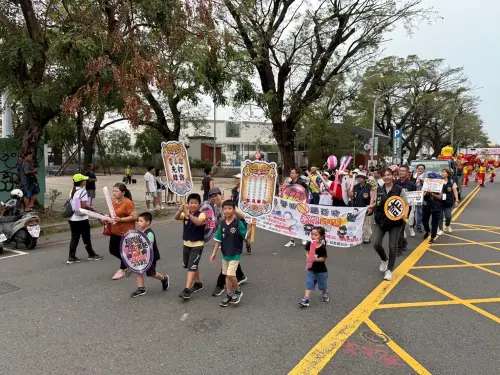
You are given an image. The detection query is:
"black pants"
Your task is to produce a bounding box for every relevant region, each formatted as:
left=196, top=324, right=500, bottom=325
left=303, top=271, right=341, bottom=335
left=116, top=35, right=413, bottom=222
left=126, top=175, right=132, bottom=184
left=398, top=222, right=408, bottom=251
left=68, top=220, right=95, bottom=258
left=372, top=224, right=402, bottom=271
left=310, top=193, right=320, bottom=205
left=423, top=208, right=440, bottom=239
left=109, top=234, right=127, bottom=270
left=216, top=264, right=245, bottom=288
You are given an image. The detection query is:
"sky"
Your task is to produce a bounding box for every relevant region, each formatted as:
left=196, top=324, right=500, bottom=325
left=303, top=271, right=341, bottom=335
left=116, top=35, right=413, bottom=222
left=206, top=0, right=500, bottom=143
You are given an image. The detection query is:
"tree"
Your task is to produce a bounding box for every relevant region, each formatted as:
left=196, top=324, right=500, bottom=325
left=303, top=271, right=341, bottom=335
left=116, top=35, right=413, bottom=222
left=222, top=0, right=429, bottom=172
left=102, top=129, right=132, bottom=155
left=350, top=55, right=468, bottom=158
left=135, top=127, right=163, bottom=163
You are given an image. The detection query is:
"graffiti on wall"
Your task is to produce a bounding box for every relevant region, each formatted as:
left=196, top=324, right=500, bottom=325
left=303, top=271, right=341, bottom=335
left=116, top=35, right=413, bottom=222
left=0, top=151, right=21, bottom=193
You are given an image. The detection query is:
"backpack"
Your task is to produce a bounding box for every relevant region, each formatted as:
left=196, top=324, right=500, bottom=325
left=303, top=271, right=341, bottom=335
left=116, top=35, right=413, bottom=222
left=61, top=189, right=86, bottom=218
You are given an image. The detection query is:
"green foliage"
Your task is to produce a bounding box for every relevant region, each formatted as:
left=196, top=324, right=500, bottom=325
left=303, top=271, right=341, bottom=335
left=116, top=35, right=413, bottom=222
left=135, top=127, right=163, bottom=162
left=102, top=129, right=132, bottom=155
left=189, top=158, right=213, bottom=170
left=106, top=154, right=142, bottom=169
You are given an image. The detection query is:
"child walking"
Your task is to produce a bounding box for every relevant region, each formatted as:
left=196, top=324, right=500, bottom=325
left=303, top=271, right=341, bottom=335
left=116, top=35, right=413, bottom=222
left=210, top=200, right=251, bottom=307
left=175, top=193, right=206, bottom=300
left=131, top=212, right=170, bottom=297
left=299, top=226, right=329, bottom=307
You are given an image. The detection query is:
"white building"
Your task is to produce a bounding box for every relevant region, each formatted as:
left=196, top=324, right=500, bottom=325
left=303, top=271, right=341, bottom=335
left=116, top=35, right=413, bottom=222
left=181, top=120, right=277, bottom=163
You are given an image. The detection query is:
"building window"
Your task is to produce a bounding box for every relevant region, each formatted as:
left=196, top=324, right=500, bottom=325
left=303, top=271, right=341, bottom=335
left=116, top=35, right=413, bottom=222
left=227, top=144, right=240, bottom=152
left=226, top=122, right=241, bottom=138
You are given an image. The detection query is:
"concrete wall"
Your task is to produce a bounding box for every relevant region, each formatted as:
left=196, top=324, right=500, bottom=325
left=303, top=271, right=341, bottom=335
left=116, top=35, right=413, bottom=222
left=0, top=138, right=45, bottom=204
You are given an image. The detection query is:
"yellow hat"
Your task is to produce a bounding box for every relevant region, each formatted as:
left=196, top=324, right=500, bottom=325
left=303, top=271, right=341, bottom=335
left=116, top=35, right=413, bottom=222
left=73, top=173, right=89, bottom=183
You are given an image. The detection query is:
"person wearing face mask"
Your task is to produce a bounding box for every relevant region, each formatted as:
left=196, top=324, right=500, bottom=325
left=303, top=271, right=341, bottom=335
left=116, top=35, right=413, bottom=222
left=395, top=165, right=416, bottom=255
left=372, top=168, right=407, bottom=281
left=208, top=187, right=249, bottom=296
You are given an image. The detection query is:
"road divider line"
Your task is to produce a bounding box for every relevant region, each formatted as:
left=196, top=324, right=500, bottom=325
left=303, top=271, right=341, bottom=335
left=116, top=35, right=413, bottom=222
left=452, top=186, right=480, bottom=222
left=406, top=273, right=500, bottom=324
left=428, top=249, right=500, bottom=277
left=365, top=318, right=431, bottom=375
left=458, top=223, right=500, bottom=236
left=288, top=182, right=481, bottom=375
left=432, top=241, right=500, bottom=246
left=443, top=233, right=500, bottom=252
left=454, top=222, right=500, bottom=230
left=377, top=297, right=500, bottom=309
left=413, top=262, right=500, bottom=270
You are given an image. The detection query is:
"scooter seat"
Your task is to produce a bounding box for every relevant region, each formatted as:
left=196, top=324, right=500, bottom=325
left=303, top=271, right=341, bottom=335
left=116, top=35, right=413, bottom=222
left=0, top=215, right=22, bottom=223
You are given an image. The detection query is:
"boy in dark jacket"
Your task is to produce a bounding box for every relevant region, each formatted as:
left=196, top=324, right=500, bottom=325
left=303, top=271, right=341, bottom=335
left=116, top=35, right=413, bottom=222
left=210, top=200, right=252, bottom=307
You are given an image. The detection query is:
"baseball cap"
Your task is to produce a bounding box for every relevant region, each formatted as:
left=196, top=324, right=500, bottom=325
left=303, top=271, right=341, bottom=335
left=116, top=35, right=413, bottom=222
left=208, top=187, right=222, bottom=197
left=356, top=172, right=368, bottom=179
left=310, top=166, right=318, bottom=173
left=73, top=173, right=89, bottom=183
left=234, top=173, right=242, bottom=179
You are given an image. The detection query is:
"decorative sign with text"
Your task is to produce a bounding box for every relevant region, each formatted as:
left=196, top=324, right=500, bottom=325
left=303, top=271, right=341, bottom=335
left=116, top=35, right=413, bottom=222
left=406, top=191, right=424, bottom=206
left=238, top=160, right=277, bottom=218
left=161, top=141, right=192, bottom=196
left=200, top=200, right=217, bottom=242
left=422, top=178, right=444, bottom=193
left=120, top=229, right=153, bottom=274
left=280, top=183, right=308, bottom=203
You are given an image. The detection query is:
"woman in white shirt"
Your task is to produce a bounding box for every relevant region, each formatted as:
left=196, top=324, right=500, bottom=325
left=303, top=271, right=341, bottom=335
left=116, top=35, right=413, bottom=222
left=67, top=174, right=103, bottom=264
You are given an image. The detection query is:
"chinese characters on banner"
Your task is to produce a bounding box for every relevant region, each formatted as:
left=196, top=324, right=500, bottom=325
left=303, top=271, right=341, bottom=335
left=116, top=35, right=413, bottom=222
left=200, top=200, right=217, bottom=242
left=246, top=197, right=367, bottom=247
left=238, top=160, right=277, bottom=218
left=280, top=183, right=308, bottom=203
left=161, top=141, right=193, bottom=196
left=406, top=191, right=423, bottom=206
left=119, top=229, right=154, bottom=274
left=422, top=178, right=444, bottom=193
left=384, top=196, right=407, bottom=221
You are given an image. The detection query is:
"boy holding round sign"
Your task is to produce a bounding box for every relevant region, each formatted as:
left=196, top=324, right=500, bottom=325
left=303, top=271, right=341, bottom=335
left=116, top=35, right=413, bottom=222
left=127, top=212, right=170, bottom=298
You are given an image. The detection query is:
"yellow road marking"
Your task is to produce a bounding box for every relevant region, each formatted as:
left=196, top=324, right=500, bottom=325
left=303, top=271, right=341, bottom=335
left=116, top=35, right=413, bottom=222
left=444, top=233, right=500, bottom=251
left=450, top=228, right=487, bottom=232
left=452, top=187, right=480, bottom=222
left=454, top=223, right=500, bottom=230
left=406, top=273, right=500, bottom=324
left=427, top=249, right=500, bottom=277
left=289, top=185, right=480, bottom=374
left=413, top=262, right=500, bottom=270
left=432, top=241, right=500, bottom=246
left=365, top=318, right=431, bottom=375
left=456, top=223, right=500, bottom=236
left=377, top=297, right=500, bottom=309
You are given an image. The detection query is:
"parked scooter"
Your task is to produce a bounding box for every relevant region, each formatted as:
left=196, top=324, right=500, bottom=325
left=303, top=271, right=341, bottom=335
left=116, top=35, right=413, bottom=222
left=0, top=189, right=41, bottom=250
left=0, top=230, right=6, bottom=254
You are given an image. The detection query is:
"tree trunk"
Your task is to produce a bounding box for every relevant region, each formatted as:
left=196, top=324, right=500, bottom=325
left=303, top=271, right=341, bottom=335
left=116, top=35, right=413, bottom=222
left=20, top=114, right=44, bottom=161
left=273, top=119, right=296, bottom=174
left=82, top=131, right=97, bottom=169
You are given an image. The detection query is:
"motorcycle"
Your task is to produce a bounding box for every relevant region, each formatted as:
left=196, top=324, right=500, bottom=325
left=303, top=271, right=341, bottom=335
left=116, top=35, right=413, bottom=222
left=0, top=189, right=41, bottom=250
left=0, top=230, right=6, bottom=254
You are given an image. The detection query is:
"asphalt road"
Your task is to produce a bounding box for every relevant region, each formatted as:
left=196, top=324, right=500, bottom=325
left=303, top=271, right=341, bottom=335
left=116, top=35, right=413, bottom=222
left=1, top=183, right=498, bottom=375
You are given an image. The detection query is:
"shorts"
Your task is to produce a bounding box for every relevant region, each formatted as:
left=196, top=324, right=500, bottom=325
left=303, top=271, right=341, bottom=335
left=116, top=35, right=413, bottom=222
left=145, top=192, right=156, bottom=201
left=306, top=270, right=328, bottom=291
left=183, top=245, right=203, bottom=271
left=222, top=259, right=239, bottom=276
left=146, top=261, right=157, bottom=277
left=23, top=183, right=33, bottom=199
left=86, top=190, right=96, bottom=199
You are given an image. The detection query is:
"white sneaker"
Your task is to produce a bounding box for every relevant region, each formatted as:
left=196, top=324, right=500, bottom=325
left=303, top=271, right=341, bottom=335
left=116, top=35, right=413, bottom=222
left=437, top=230, right=444, bottom=236
left=409, top=227, right=416, bottom=237
left=302, top=240, right=307, bottom=246
left=384, top=270, right=393, bottom=281
left=379, top=260, right=388, bottom=272
left=446, top=226, right=453, bottom=233
left=284, top=241, right=296, bottom=247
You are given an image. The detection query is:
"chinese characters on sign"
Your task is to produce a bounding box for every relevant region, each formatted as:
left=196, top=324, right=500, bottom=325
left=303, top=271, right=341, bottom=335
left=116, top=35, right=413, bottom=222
left=119, top=229, right=153, bottom=274
left=422, top=178, right=445, bottom=193
left=161, top=141, right=193, bottom=196
left=384, top=196, right=407, bottom=221
left=238, top=160, right=277, bottom=218
left=406, top=191, right=423, bottom=206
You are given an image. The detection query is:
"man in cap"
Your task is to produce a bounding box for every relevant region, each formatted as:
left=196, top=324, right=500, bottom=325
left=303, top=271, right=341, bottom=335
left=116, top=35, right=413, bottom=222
left=208, top=187, right=249, bottom=296
left=349, top=172, right=375, bottom=243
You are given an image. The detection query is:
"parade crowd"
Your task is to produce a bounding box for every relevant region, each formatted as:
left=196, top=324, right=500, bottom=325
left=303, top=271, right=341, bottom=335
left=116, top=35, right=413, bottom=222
left=63, top=151, right=497, bottom=308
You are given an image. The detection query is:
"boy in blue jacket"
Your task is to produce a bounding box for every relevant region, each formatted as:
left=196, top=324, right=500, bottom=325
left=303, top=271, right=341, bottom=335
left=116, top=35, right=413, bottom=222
left=210, top=200, right=252, bottom=307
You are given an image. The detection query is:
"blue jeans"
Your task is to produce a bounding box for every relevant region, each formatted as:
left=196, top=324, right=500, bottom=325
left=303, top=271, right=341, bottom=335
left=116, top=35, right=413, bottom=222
left=416, top=206, right=423, bottom=229
left=439, top=207, right=453, bottom=230
left=306, top=270, right=328, bottom=290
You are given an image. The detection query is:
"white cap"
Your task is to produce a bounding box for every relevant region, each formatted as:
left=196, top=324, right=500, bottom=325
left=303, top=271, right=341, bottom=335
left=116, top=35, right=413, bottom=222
left=234, top=173, right=242, bottom=179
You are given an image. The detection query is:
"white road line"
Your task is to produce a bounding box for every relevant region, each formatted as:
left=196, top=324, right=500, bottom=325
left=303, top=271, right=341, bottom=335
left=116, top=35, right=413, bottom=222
left=0, top=248, right=29, bottom=260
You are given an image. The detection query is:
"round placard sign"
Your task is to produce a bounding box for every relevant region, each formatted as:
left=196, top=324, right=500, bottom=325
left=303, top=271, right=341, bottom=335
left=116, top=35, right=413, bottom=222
left=384, top=196, right=408, bottom=221
left=200, top=200, right=217, bottom=242
left=281, top=184, right=308, bottom=203
left=120, top=229, right=154, bottom=274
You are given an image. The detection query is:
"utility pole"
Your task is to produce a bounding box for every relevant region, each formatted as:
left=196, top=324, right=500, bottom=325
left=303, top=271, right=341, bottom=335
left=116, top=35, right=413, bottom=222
left=213, top=105, right=217, bottom=166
